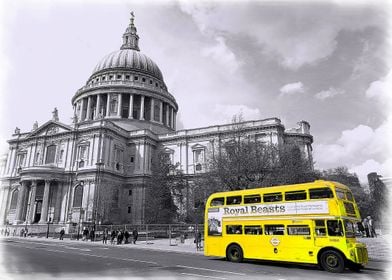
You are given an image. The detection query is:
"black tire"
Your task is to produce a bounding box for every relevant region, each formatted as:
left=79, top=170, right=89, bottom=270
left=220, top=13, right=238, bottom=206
left=320, top=250, right=345, bottom=273
left=226, top=244, right=243, bottom=263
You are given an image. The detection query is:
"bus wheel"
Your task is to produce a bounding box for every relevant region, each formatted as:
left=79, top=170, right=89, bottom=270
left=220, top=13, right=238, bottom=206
left=320, top=250, right=345, bottom=273
left=226, top=244, right=243, bottom=263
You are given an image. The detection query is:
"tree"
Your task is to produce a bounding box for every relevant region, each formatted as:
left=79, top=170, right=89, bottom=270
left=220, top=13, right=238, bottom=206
left=144, top=150, right=187, bottom=224
left=201, top=114, right=316, bottom=192
left=269, top=144, right=318, bottom=186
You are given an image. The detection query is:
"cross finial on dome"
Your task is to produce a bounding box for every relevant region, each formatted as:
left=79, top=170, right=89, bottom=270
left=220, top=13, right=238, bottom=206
left=130, top=11, right=135, bottom=24
left=121, top=11, right=140, bottom=51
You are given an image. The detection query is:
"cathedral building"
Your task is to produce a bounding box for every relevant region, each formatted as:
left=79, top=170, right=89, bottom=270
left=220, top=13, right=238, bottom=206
left=0, top=14, right=313, bottom=227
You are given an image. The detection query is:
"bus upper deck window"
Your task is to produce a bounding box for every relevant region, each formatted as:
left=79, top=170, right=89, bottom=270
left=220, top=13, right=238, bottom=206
left=309, top=188, right=334, bottom=199
left=285, top=190, right=307, bottom=201
left=244, top=195, right=261, bottom=204
left=346, top=191, right=354, bottom=202
left=263, top=192, right=282, bottom=202
left=336, top=189, right=346, bottom=200
left=210, top=197, right=224, bottom=206
left=226, top=195, right=242, bottom=205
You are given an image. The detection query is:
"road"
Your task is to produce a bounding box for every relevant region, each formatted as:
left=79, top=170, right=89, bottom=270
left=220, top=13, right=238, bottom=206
left=0, top=238, right=386, bottom=280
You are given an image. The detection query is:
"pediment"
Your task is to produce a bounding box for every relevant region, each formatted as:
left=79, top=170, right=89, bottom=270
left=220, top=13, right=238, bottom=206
left=29, top=121, right=72, bottom=137
left=191, top=143, right=206, bottom=150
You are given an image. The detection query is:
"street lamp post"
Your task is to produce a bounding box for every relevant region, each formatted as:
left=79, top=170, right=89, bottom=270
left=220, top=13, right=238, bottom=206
left=46, top=218, right=52, bottom=238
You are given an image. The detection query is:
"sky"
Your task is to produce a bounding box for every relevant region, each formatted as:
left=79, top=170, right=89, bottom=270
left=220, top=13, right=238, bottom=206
left=0, top=0, right=391, bottom=184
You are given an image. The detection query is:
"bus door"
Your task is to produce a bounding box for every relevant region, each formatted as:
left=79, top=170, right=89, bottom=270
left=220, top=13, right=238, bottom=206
left=283, top=224, right=315, bottom=262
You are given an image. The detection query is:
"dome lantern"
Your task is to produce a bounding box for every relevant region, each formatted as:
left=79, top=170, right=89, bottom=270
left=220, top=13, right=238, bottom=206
left=121, top=11, right=140, bottom=51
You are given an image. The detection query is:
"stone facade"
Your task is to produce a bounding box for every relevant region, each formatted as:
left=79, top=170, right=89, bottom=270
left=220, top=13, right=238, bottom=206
left=0, top=14, right=313, bottom=226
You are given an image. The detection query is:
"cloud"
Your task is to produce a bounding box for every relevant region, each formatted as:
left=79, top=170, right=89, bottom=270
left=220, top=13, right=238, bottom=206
left=349, top=158, right=392, bottom=184
left=315, top=87, right=345, bottom=100
left=314, top=118, right=392, bottom=183
left=179, top=2, right=385, bottom=70
left=279, top=82, right=305, bottom=97
left=201, top=36, right=239, bottom=74
left=366, top=70, right=391, bottom=103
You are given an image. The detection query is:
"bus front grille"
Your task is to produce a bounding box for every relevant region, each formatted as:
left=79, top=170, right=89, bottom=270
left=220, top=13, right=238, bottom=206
left=355, top=247, right=368, bottom=264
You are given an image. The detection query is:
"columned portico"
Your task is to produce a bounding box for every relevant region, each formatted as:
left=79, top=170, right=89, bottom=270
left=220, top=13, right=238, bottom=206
left=39, top=180, right=51, bottom=224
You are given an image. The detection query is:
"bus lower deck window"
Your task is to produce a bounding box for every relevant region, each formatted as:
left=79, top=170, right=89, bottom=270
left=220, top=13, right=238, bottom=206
left=265, top=225, right=285, bottom=235
left=226, top=225, right=242, bottom=234
left=244, top=226, right=262, bottom=235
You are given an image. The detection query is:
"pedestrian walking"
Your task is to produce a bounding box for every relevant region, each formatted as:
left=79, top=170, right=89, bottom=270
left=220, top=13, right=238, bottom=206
left=132, top=229, right=138, bottom=244
left=117, top=230, right=123, bottom=245
left=102, top=228, right=108, bottom=244
left=356, top=221, right=365, bottom=237
left=124, top=230, right=130, bottom=244
left=194, top=231, right=202, bottom=251
left=24, top=227, right=28, bottom=237
left=368, top=216, right=377, bottom=238
left=82, top=227, right=88, bottom=241
left=90, top=229, right=95, bottom=241
left=362, top=218, right=370, bottom=237
left=59, top=228, right=65, bottom=240
left=110, top=230, right=116, bottom=245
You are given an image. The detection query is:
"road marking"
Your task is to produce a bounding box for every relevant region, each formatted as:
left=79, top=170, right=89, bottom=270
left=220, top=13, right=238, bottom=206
left=77, top=252, right=158, bottom=265
left=176, top=265, right=246, bottom=276
left=180, top=273, right=227, bottom=279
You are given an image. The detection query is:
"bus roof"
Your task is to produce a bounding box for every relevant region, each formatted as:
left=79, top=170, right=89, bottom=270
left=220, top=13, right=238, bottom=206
left=207, top=180, right=350, bottom=198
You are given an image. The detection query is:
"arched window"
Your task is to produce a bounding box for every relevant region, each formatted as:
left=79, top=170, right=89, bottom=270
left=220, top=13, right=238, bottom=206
left=45, top=145, right=56, bottom=164
left=10, top=190, right=19, bottom=209
left=73, top=185, right=83, bottom=207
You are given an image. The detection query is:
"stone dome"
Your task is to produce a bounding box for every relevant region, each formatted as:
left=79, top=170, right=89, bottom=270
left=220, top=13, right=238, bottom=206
left=92, top=49, right=164, bottom=81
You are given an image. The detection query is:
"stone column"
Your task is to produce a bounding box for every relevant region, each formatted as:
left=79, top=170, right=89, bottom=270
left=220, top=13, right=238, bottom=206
left=28, top=181, right=37, bottom=224
left=150, top=98, right=155, bottom=121
left=128, top=94, right=134, bottom=119
left=106, top=93, right=111, bottom=117
left=171, top=107, right=175, bottom=128
left=160, top=101, right=163, bottom=124
left=173, top=111, right=176, bottom=130
left=14, top=181, right=28, bottom=224
left=80, top=98, right=86, bottom=121
left=117, top=93, right=122, bottom=117
left=95, top=94, right=101, bottom=119
left=86, top=96, right=92, bottom=120
left=53, top=183, right=63, bottom=223
left=39, top=180, right=51, bottom=224
left=166, top=105, right=170, bottom=127
left=140, top=95, right=145, bottom=120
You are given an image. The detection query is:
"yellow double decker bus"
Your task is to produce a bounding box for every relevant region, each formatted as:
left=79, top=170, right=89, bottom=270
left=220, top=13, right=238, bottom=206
left=204, top=180, right=368, bottom=273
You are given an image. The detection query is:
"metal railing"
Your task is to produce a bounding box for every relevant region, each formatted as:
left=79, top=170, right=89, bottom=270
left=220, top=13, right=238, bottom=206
left=0, top=223, right=204, bottom=245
